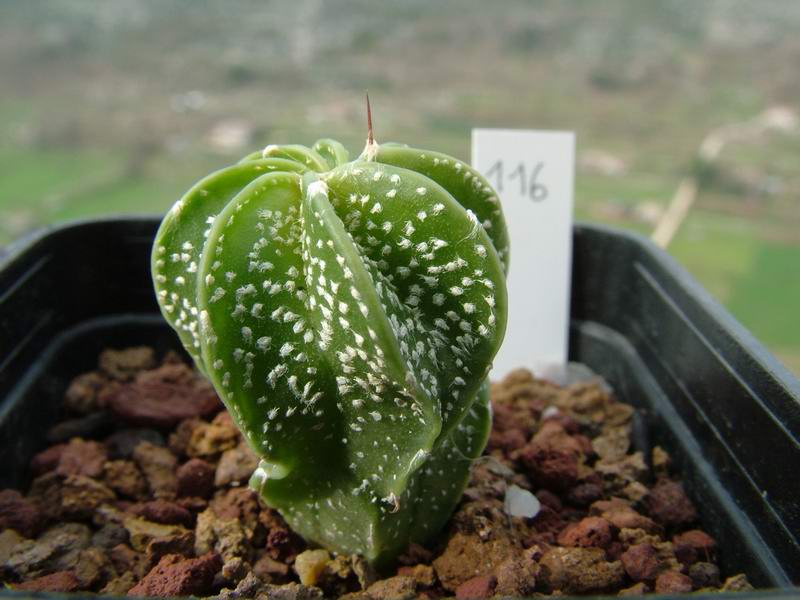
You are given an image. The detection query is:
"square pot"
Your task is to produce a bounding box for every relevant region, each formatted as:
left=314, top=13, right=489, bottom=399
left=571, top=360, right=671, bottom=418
left=0, top=217, right=797, bottom=598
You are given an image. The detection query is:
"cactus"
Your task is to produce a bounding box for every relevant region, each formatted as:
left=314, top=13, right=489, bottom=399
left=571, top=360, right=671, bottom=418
left=152, top=121, right=508, bottom=566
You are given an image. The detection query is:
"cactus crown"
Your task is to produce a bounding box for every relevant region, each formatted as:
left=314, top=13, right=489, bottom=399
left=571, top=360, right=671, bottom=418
left=152, top=127, right=508, bottom=566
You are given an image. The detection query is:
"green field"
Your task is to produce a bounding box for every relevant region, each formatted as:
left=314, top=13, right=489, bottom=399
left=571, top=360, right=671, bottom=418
left=0, top=0, right=798, bottom=374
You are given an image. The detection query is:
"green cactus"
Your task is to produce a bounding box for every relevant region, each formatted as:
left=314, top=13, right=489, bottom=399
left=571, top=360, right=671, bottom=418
left=152, top=130, right=508, bottom=566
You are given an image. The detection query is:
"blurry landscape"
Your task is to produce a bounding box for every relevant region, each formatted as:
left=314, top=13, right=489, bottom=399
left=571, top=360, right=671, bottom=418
left=0, top=0, right=798, bottom=373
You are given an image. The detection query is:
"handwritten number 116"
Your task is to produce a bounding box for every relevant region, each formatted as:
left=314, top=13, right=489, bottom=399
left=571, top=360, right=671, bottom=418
left=485, top=160, right=548, bottom=202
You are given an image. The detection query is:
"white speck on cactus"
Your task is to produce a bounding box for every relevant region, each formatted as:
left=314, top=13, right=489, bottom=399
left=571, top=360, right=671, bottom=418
left=308, top=179, right=329, bottom=198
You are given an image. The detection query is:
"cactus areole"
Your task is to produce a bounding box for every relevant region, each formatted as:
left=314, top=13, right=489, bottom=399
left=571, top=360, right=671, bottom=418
left=152, top=125, right=509, bottom=566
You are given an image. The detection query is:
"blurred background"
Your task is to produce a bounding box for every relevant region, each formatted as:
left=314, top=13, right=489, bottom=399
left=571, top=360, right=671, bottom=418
left=0, top=0, right=798, bottom=374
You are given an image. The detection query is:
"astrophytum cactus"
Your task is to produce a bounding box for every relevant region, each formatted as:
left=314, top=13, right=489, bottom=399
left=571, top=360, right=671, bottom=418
left=152, top=124, right=508, bottom=565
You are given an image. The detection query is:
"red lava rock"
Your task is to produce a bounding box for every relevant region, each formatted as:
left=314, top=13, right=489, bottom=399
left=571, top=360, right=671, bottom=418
left=397, top=564, right=437, bottom=588
left=463, top=462, right=511, bottom=502
left=652, top=446, right=672, bottom=476
left=129, top=499, right=193, bottom=527
left=541, top=411, right=581, bottom=434
left=498, top=411, right=539, bottom=440
left=168, top=417, right=204, bottom=457
left=110, top=544, right=150, bottom=579
left=101, top=574, right=138, bottom=596
left=538, top=546, right=625, bottom=594
left=397, top=542, right=434, bottom=566
left=490, top=372, right=551, bottom=432
left=161, top=351, right=185, bottom=366
left=689, top=561, right=721, bottom=588
left=673, top=529, right=716, bottom=565
left=655, top=570, right=693, bottom=594
left=56, top=438, right=109, bottom=478
left=104, top=460, right=148, bottom=500
left=566, top=481, right=604, bottom=507
left=523, top=544, right=544, bottom=563
left=146, top=530, right=195, bottom=565
left=557, top=517, right=613, bottom=549
left=366, top=575, right=417, bottom=600
left=619, top=582, right=650, bottom=596
left=455, top=574, right=497, bottom=599
left=689, top=562, right=720, bottom=590
left=0, top=489, right=44, bottom=538
left=573, top=434, right=595, bottom=456
left=133, top=441, right=178, bottom=499
left=26, top=472, right=63, bottom=522
left=176, top=496, right=208, bottom=513
left=99, top=347, right=157, bottom=381
left=108, top=363, right=221, bottom=429
left=493, top=556, right=537, bottom=597
left=253, top=552, right=291, bottom=582
left=30, top=443, right=67, bottom=476
left=722, top=573, right=754, bottom=591
left=266, top=526, right=306, bottom=562
left=61, top=475, right=117, bottom=520
left=176, top=458, right=215, bottom=498
left=617, top=528, right=659, bottom=550
left=561, top=383, right=609, bottom=414
left=528, top=505, right=567, bottom=544
left=605, top=400, right=635, bottom=426
left=187, top=418, right=240, bottom=458
left=73, top=546, right=115, bottom=589
left=606, top=540, right=625, bottom=561
left=65, top=371, right=110, bottom=413
left=433, top=527, right=519, bottom=592
left=622, top=481, right=650, bottom=503
left=592, top=427, right=631, bottom=461
left=106, top=428, right=165, bottom=460
left=591, top=498, right=661, bottom=534
left=211, top=487, right=260, bottom=522
left=590, top=497, right=629, bottom=513
left=214, top=441, right=259, bottom=487
left=517, top=445, right=579, bottom=491
left=449, top=499, right=512, bottom=535
left=127, top=552, right=222, bottom=597
left=534, top=489, right=562, bottom=511
left=14, top=570, right=81, bottom=592
left=530, top=421, right=587, bottom=457
left=46, top=411, right=115, bottom=444
left=490, top=403, right=520, bottom=433
left=595, top=453, right=649, bottom=492
left=645, top=479, right=697, bottom=527
left=92, top=523, right=130, bottom=549
left=620, top=543, right=660, bottom=582
left=487, top=428, right=527, bottom=453
left=604, top=507, right=660, bottom=534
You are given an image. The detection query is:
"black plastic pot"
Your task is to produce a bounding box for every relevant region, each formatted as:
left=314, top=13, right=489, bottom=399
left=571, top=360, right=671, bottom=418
left=0, top=217, right=798, bottom=598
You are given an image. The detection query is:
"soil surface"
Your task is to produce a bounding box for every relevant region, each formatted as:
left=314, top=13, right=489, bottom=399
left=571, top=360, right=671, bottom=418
left=0, top=347, right=753, bottom=598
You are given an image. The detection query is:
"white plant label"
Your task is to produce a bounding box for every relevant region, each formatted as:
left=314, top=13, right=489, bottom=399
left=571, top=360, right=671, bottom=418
left=471, top=129, right=575, bottom=378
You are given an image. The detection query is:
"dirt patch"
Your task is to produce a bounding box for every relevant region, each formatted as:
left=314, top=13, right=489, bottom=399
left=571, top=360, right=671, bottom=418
left=0, top=349, right=753, bottom=597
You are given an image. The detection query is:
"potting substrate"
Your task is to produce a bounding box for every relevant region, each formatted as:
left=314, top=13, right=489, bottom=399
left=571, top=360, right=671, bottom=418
left=1, top=218, right=797, bottom=598
left=0, top=345, right=753, bottom=598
